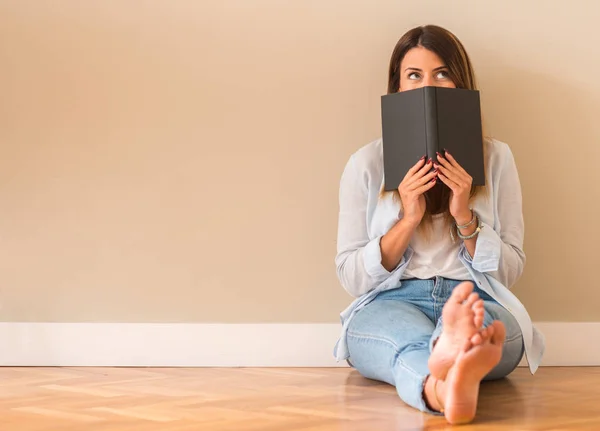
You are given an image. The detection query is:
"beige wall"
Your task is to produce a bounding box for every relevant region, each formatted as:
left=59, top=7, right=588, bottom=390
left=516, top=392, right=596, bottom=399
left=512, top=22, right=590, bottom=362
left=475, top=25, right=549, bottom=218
left=0, top=1, right=598, bottom=323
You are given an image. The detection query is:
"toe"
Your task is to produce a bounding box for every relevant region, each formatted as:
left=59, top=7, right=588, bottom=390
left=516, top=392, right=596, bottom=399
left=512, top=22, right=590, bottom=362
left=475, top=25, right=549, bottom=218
left=473, top=298, right=484, bottom=310
left=474, top=301, right=484, bottom=325
left=471, top=333, right=483, bottom=345
left=465, top=292, right=480, bottom=308
left=451, top=282, right=474, bottom=303
left=480, top=327, right=488, bottom=338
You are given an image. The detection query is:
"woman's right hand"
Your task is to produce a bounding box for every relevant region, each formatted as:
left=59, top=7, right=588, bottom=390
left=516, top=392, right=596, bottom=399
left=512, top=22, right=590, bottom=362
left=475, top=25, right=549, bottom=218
left=398, top=156, right=438, bottom=227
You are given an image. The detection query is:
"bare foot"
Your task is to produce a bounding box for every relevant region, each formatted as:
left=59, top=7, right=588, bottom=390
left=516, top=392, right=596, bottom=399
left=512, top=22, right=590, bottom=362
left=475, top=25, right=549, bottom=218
left=428, top=281, right=485, bottom=381
left=442, top=320, right=506, bottom=425
left=469, top=326, right=487, bottom=347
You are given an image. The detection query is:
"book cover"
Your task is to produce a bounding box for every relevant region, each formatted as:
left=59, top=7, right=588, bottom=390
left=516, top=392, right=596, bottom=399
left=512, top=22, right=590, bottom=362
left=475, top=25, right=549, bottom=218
left=381, top=86, right=485, bottom=191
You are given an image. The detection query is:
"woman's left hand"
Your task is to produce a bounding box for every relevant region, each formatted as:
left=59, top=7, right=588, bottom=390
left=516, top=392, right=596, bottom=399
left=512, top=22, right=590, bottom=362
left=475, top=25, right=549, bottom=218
left=434, top=150, right=473, bottom=225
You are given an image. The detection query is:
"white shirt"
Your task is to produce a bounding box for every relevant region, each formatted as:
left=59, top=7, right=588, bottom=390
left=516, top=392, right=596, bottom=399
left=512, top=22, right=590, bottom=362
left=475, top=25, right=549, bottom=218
left=402, top=213, right=472, bottom=281
left=333, top=137, right=545, bottom=374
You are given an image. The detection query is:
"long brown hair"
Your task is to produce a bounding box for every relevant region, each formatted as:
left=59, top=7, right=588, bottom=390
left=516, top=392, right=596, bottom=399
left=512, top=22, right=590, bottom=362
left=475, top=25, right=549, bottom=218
left=383, top=24, right=488, bottom=240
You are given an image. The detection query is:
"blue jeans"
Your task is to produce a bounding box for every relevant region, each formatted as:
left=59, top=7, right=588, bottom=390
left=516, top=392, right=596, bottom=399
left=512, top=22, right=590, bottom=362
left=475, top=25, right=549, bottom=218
left=346, top=277, right=524, bottom=414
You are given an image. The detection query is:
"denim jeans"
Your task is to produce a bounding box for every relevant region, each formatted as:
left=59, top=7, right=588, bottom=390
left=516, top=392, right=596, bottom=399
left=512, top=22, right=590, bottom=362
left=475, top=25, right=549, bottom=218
left=345, top=277, right=525, bottom=414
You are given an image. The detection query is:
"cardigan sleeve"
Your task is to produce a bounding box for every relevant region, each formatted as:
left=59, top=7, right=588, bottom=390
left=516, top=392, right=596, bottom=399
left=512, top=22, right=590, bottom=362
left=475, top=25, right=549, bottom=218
left=461, top=143, right=526, bottom=289
left=335, top=154, right=407, bottom=297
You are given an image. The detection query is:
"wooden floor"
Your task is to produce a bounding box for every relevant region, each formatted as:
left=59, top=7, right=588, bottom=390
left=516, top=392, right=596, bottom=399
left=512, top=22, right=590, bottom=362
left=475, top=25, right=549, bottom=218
left=1, top=367, right=599, bottom=430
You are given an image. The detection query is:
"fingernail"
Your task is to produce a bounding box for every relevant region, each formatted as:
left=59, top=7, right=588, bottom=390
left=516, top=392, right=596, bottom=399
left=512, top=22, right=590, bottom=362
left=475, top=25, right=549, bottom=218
left=428, top=158, right=432, bottom=164
left=444, top=149, right=450, bottom=155
left=436, top=151, right=442, bottom=157
left=420, top=155, right=426, bottom=161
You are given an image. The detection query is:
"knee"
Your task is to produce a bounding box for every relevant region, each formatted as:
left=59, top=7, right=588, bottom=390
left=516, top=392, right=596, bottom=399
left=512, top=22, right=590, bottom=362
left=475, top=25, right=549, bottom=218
left=346, top=333, right=400, bottom=385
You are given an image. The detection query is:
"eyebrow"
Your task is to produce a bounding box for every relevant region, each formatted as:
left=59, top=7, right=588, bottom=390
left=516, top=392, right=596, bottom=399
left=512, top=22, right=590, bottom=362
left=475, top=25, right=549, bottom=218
left=404, top=66, right=448, bottom=72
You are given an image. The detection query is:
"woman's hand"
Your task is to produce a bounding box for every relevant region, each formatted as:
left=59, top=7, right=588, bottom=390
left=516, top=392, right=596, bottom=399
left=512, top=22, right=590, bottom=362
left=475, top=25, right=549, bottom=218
left=398, top=156, right=438, bottom=227
left=434, top=150, right=473, bottom=224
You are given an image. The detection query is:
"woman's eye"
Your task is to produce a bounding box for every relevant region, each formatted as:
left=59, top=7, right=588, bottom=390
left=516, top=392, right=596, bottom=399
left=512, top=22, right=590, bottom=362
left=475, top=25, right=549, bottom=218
left=436, top=70, right=449, bottom=79
left=408, top=72, right=420, bottom=80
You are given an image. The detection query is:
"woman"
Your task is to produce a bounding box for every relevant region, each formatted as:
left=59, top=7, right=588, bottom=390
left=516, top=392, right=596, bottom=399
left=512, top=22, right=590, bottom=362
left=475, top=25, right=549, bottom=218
left=333, top=24, right=545, bottom=425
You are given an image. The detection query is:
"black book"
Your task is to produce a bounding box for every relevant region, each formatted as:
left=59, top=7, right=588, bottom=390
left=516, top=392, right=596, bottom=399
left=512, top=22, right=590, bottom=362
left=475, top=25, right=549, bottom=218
left=381, top=86, right=485, bottom=191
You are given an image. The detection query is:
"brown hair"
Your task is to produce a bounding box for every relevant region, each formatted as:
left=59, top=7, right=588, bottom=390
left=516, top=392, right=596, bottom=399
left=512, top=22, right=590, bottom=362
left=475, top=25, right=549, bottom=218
left=383, top=24, right=488, bottom=240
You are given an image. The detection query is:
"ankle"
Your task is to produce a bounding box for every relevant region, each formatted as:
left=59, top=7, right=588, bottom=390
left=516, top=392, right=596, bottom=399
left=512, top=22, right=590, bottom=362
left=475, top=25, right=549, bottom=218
left=423, top=376, right=445, bottom=413
left=433, top=377, right=445, bottom=413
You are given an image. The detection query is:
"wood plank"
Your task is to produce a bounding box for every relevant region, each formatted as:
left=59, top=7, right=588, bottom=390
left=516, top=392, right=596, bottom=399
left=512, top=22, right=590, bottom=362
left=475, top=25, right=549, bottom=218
left=1, top=367, right=599, bottom=430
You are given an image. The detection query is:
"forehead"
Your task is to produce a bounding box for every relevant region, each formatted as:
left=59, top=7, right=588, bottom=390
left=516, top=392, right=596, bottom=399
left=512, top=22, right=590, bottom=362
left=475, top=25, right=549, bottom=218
left=401, top=47, right=446, bottom=68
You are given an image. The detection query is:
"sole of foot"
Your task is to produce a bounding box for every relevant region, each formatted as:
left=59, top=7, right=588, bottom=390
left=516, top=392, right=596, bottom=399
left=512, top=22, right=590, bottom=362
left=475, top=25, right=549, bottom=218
left=428, top=281, right=485, bottom=381
left=443, top=320, right=506, bottom=425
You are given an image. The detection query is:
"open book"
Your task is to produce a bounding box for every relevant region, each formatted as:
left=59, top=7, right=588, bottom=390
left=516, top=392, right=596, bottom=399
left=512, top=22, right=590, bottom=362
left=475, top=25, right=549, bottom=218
left=381, top=86, right=485, bottom=191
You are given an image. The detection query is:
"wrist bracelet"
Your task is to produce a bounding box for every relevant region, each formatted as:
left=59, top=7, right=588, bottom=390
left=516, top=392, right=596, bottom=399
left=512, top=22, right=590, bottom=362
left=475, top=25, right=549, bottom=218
left=455, top=209, right=476, bottom=229
left=457, top=222, right=481, bottom=240
left=451, top=210, right=482, bottom=241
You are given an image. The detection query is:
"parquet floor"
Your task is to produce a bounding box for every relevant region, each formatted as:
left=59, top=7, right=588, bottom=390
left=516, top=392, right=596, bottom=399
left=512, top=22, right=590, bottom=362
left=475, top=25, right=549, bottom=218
left=1, top=366, right=599, bottom=430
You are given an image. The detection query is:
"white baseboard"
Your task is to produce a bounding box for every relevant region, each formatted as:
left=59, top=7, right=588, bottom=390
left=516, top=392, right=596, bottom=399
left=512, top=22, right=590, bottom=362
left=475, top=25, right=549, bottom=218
left=0, top=322, right=596, bottom=367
